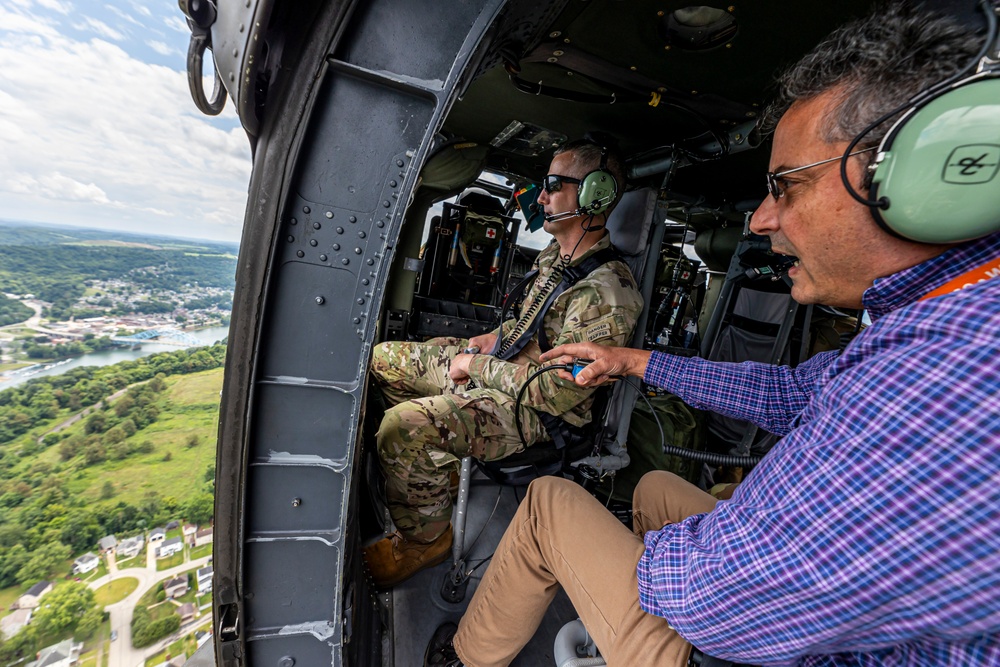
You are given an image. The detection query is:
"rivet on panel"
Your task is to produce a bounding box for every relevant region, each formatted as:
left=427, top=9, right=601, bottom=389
left=333, top=244, right=341, bottom=251
left=319, top=254, right=328, bottom=262
left=362, top=279, right=370, bottom=286
left=390, top=180, right=397, bottom=188
left=367, top=259, right=374, bottom=266
left=553, top=50, right=564, bottom=56
left=357, top=298, right=365, bottom=305
left=229, top=72, right=235, bottom=82
left=355, top=248, right=362, bottom=255
left=238, top=23, right=244, bottom=32
left=315, top=297, right=324, bottom=305
left=353, top=318, right=361, bottom=324
left=290, top=218, right=297, bottom=225
left=342, top=258, right=350, bottom=265
left=377, top=221, right=385, bottom=228
left=303, top=206, right=311, bottom=214
left=287, top=236, right=294, bottom=243
left=232, top=48, right=238, bottom=57
left=547, top=57, right=558, bottom=63
left=358, top=231, right=366, bottom=239
left=549, top=31, right=561, bottom=38
left=350, top=216, right=357, bottom=223
left=313, top=222, right=321, bottom=230
left=383, top=200, right=391, bottom=208
left=292, top=498, right=302, bottom=507
left=325, top=211, right=334, bottom=219
left=396, top=159, right=404, bottom=167
left=310, top=240, right=318, bottom=247
left=296, top=250, right=304, bottom=258
left=337, top=227, right=344, bottom=234
left=278, top=657, right=295, bottom=667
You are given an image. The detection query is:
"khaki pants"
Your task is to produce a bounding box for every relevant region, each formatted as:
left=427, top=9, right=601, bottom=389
left=454, top=471, right=718, bottom=667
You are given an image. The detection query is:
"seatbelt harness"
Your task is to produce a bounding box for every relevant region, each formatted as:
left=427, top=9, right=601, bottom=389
left=495, top=246, right=622, bottom=450
left=494, top=246, right=622, bottom=361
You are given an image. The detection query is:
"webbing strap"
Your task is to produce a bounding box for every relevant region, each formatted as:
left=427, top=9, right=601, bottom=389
left=496, top=247, right=621, bottom=361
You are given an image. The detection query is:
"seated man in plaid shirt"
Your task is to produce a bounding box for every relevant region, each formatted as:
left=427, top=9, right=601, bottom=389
left=425, top=3, right=1000, bottom=667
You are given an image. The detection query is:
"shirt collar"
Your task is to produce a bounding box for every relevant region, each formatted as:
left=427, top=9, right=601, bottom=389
left=863, top=231, right=1000, bottom=321
left=538, top=232, right=612, bottom=267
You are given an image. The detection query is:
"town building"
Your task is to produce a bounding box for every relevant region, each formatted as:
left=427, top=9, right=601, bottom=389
left=164, top=576, right=188, bottom=599
left=197, top=565, right=213, bottom=594
left=13, top=581, right=52, bottom=610
left=97, top=535, right=117, bottom=553
left=194, top=527, right=213, bottom=547
left=1, top=608, right=31, bottom=639
left=157, top=537, right=183, bottom=559
left=72, top=553, right=99, bottom=575
left=26, top=639, right=82, bottom=667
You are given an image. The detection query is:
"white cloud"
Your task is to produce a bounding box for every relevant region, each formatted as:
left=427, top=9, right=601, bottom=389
left=73, top=16, right=124, bottom=41
left=147, top=40, right=172, bottom=56
left=127, top=1, right=151, bottom=18
left=36, top=0, right=73, bottom=14
left=0, top=20, right=251, bottom=241
left=120, top=12, right=144, bottom=28
left=165, top=15, right=188, bottom=33
left=0, top=6, right=62, bottom=39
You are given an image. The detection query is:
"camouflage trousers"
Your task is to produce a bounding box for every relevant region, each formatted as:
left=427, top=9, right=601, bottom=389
left=371, top=337, right=548, bottom=543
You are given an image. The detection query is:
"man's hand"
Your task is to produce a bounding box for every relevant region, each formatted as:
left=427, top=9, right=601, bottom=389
left=449, top=353, right=474, bottom=383
left=539, top=342, right=651, bottom=387
left=467, top=332, right=497, bottom=354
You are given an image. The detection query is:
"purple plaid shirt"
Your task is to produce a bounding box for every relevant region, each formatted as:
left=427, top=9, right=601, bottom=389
left=638, top=232, right=1000, bottom=666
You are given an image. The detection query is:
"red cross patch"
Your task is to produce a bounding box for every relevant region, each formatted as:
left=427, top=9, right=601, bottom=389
left=486, top=228, right=497, bottom=239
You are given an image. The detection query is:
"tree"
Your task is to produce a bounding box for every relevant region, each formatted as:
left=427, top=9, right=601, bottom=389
left=76, top=607, right=103, bottom=639
left=84, top=412, right=107, bottom=434
left=17, top=541, right=71, bottom=584
left=184, top=493, right=214, bottom=526
left=33, top=582, right=96, bottom=636
left=185, top=434, right=200, bottom=449
left=100, top=481, right=116, bottom=499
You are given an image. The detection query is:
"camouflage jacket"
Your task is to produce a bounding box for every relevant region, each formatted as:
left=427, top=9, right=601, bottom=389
left=467, top=233, right=643, bottom=426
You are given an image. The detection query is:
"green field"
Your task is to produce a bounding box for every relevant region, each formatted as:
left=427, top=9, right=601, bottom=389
left=60, top=368, right=222, bottom=509
left=94, top=577, right=139, bottom=606
left=156, top=553, right=184, bottom=571
left=189, top=543, right=212, bottom=560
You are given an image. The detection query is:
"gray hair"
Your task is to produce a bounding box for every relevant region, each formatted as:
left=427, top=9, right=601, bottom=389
left=554, top=139, right=626, bottom=212
left=761, top=3, right=981, bottom=147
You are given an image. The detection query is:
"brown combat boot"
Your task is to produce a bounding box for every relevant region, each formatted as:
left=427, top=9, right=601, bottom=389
left=363, top=525, right=453, bottom=588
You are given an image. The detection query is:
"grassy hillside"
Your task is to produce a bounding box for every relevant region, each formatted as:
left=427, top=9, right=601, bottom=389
left=61, top=368, right=221, bottom=508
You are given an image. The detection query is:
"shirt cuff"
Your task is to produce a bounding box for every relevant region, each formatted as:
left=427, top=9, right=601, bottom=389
left=642, top=350, right=692, bottom=392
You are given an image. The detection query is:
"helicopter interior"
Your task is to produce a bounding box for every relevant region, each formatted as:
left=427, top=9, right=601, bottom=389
left=180, top=0, right=966, bottom=665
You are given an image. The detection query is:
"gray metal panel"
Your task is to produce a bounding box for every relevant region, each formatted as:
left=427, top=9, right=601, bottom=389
left=215, top=1, right=509, bottom=664
left=244, top=539, right=341, bottom=632
left=251, top=384, right=354, bottom=464
left=246, top=465, right=346, bottom=537
left=335, top=0, right=485, bottom=84
left=258, top=261, right=369, bottom=381
left=248, top=633, right=343, bottom=667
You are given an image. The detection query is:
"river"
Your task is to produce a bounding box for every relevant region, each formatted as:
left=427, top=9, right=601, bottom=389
left=0, top=326, right=230, bottom=389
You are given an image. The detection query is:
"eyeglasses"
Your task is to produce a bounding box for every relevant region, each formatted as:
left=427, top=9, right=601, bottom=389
left=541, top=174, right=582, bottom=193
left=765, top=146, right=878, bottom=200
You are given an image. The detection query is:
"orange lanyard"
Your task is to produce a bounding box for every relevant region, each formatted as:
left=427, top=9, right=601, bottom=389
left=920, top=256, right=1000, bottom=301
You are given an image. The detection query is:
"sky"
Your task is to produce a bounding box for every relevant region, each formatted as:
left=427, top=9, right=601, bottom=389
left=0, top=0, right=251, bottom=243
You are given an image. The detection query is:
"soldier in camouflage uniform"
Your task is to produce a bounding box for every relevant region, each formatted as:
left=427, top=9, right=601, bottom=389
left=364, top=140, right=644, bottom=587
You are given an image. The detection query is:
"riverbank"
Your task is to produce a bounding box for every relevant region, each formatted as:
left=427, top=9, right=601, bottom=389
left=0, top=326, right=229, bottom=389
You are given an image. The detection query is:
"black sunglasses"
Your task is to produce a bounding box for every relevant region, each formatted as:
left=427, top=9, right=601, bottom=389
left=541, top=174, right=582, bottom=193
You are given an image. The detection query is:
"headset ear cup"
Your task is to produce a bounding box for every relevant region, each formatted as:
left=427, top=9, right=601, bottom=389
left=577, top=169, right=618, bottom=215
left=868, top=77, right=1000, bottom=244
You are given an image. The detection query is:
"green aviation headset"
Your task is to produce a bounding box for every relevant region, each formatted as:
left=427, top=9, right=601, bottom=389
left=577, top=146, right=619, bottom=216
left=847, top=0, right=1000, bottom=244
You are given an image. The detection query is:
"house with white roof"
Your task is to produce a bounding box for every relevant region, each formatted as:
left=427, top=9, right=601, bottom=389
left=72, top=552, right=99, bottom=574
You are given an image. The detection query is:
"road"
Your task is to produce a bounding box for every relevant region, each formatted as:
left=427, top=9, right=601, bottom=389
left=89, top=544, right=212, bottom=667
left=36, top=382, right=139, bottom=445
